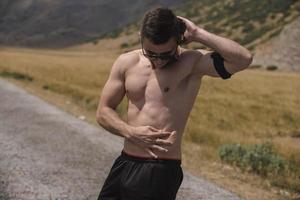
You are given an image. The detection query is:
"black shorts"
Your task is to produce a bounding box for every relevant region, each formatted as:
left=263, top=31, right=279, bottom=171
left=97, top=150, right=183, bottom=200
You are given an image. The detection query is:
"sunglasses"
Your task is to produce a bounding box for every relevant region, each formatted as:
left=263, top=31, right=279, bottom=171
left=142, top=49, right=178, bottom=60
left=141, top=39, right=178, bottom=61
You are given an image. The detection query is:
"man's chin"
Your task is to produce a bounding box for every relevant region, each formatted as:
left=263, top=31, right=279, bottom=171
left=150, top=60, right=173, bottom=69
left=151, top=63, right=166, bottom=69
left=157, top=60, right=177, bottom=69
left=157, top=64, right=167, bottom=68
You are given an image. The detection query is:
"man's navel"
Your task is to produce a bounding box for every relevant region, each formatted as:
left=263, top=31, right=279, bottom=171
left=164, top=87, right=170, bottom=92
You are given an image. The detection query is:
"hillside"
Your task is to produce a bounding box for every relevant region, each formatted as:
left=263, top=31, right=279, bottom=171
left=0, top=0, right=183, bottom=48
left=253, top=16, right=300, bottom=72
left=176, top=0, right=300, bottom=50
left=104, top=0, right=299, bottom=47
left=95, top=0, right=300, bottom=71
left=1, top=0, right=299, bottom=50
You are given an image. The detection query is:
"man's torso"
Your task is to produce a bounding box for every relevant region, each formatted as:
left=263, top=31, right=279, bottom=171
left=122, top=48, right=203, bottom=159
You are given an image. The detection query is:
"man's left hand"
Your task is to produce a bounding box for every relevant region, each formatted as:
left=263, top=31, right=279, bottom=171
left=177, top=16, right=201, bottom=44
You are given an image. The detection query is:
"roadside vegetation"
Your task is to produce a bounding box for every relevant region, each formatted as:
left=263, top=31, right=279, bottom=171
left=1, top=46, right=299, bottom=199
left=0, top=0, right=300, bottom=199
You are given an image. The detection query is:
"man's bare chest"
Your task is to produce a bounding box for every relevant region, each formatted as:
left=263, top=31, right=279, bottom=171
left=124, top=63, right=191, bottom=104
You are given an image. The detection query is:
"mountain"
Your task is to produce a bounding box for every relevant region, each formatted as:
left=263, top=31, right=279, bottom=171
left=0, top=0, right=183, bottom=48
left=104, top=0, right=300, bottom=72
left=1, top=0, right=300, bottom=72
left=252, top=16, right=300, bottom=72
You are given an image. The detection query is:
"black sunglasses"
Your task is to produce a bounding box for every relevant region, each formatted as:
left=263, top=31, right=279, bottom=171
left=141, top=39, right=178, bottom=61
left=142, top=49, right=177, bottom=60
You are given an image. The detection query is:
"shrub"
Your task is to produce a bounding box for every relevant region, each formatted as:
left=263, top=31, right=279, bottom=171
left=242, top=23, right=255, bottom=33
left=92, top=40, right=98, bottom=45
left=219, top=142, right=286, bottom=176
left=105, top=29, right=121, bottom=39
left=120, top=42, right=130, bottom=49
left=291, top=131, right=300, bottom=138
left=0, top=70, right=33, bottom=81
left=246, top=143, right=285, bottom=176
left=266, top=65, right=278, bottom=71
left=219, top=144, right=247, bottom=167
left=241, top=25, right=273, bottom=45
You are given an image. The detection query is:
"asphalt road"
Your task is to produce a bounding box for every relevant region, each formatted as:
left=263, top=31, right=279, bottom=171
left=0, top=78, right=242, bottom=200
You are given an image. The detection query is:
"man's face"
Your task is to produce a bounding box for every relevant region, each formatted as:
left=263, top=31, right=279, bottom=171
left=141, top=37, right=179, bottom=69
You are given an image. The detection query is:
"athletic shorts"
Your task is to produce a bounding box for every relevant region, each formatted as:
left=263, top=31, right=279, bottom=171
left=97, top=150, right=183, bottom=200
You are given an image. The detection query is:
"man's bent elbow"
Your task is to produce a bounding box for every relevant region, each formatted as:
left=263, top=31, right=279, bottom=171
left=96, top=107, right=108, bottom=126
left=237, top=52, right=253, bottom=71
left=96, top=114, right=105, bottom=127
left=242, top=52, right=253, bottom=69
left=96, top=112, right=112, bottom=133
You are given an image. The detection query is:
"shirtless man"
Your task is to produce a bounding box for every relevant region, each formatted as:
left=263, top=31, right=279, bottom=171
left=96, top=7, right=252, bottom=200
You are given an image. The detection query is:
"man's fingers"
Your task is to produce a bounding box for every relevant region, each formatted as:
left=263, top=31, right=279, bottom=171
left=177, top=16, right=186, bottom=21
left=150, top=132, right=172, bottom=138
left=154, top=138, right=173, bottom=146
left=148, top=126, right=160, bottom=132
left=146, top=148, right=158, bottom=159
left=151, top=145, right=168, bottom=152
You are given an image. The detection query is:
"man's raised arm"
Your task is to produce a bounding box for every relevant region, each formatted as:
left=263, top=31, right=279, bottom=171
left=178, top=16, right=253, bottom=78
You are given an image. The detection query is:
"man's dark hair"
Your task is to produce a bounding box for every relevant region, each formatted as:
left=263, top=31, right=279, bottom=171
left=141, top=7, right=186, bottom=44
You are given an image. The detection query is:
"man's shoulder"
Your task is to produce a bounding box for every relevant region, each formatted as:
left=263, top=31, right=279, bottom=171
left=118, top=49, right=141, bottom=63
left=113, top=49, right=141, bottom=73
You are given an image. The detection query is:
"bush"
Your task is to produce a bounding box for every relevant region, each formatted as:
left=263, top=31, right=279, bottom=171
left=120, top=42, right=130, bottom=49
left=219, top=142, right=286, bottom=176
left=92, top=40, right=98, bottom=45
left=266, top=65, right=278, bottom=71
left=105, top=29, right=121, bottom=39
left=291, top=131, right=300, bottom=138
left=0, top=70, right=33, bottom=81
left=219, top=144, right=247, bottom=167
left=242, top=23, right=255, bottom=33
left=241, top=25, right=273, bottom=45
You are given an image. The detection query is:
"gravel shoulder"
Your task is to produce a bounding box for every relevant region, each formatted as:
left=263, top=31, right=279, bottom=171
left=0, top=78, right=242, bottom=200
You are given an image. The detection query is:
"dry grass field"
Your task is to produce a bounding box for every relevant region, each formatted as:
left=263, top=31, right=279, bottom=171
left=0, top=43, right=299, bottom=199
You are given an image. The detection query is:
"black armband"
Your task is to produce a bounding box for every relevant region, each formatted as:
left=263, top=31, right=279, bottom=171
left=211, top=52, right=232, bottom=79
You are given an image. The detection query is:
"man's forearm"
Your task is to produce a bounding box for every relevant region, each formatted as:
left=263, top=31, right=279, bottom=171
left=96, top=107, right=132, bottom=139
left=193, top=27, right=253, bottom=68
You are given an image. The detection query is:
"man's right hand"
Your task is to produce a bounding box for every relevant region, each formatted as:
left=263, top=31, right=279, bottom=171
left=127, top=125, right=176, bottom=158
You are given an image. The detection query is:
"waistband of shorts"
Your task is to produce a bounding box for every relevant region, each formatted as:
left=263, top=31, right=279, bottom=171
left=121, top=150, right=181, bottom=165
